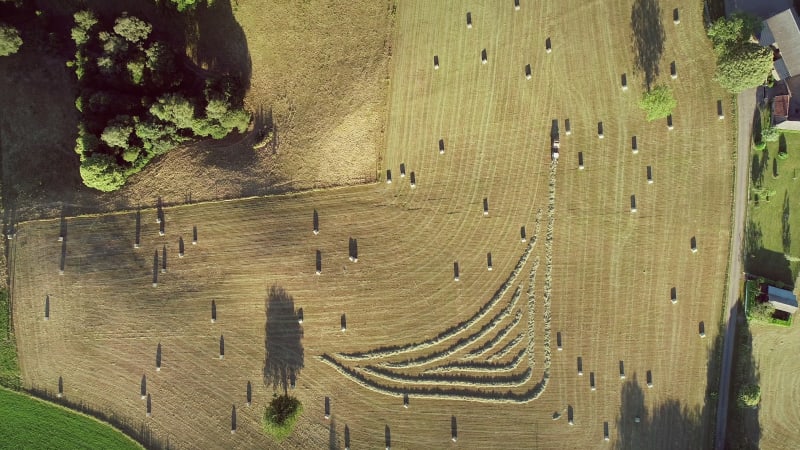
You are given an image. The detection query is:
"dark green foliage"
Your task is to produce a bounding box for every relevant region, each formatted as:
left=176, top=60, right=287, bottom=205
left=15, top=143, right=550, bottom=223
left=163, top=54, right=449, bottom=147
left=0, top=23, right=22, bottom=56
left=67, top=9, right=250, bottom=191
left=263, top=394, right=302, bottom=441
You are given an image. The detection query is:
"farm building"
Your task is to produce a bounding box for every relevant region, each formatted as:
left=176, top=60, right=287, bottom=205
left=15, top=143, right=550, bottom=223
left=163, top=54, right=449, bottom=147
left=767, top=285, right=799, bottom=315
left=759, top=8, right=800, bottom=81
left=758, top=8, right=800, bottom=129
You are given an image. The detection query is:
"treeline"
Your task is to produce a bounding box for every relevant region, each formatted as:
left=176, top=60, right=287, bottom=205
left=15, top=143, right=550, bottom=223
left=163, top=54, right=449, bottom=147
left=67, top=10, right=250, bottom=192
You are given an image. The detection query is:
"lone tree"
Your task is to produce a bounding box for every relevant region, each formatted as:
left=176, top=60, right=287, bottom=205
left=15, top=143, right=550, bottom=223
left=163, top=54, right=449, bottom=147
left=708, top=13, right=773, bottom=93
left=639, top=85, right=677, bottom=121
left=0, top=23, right=22, bottom=56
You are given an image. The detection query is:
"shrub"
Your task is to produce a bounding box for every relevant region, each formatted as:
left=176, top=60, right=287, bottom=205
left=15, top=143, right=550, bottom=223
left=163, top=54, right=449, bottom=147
left=753, top=141, right=767, bottom=151
left=748, top=300, right=776, bottom=322
left=777, top=151, right=789, bottom=160
left=80, top=154, right=126, bottom=192
left=639, top=85, right=677, bottom=121
left=0, top=23, right=22, bottom=56
left=761, top=126, right=780, bottom=143
left=263, top=394, right=302, bottom=442
left=737, top=384, right=760, bottom=408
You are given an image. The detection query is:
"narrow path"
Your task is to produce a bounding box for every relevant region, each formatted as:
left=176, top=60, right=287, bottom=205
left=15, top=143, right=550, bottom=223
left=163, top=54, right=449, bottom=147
left=715, top=86, right=757, bottom=450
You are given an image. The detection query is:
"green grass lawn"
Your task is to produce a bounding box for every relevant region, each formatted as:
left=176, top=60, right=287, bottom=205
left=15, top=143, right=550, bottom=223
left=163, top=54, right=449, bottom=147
left=0, top=387, right=142, bottom=450
left=746, top=131, right=800, bottom=285
left=0, top=289, right=19, bottom=389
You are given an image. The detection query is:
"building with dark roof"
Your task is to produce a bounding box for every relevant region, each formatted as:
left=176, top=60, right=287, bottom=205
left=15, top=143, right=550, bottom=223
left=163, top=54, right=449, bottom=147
left=760, top=8, right=800, bottom=80
left=767, top=285, right=799, bottom=314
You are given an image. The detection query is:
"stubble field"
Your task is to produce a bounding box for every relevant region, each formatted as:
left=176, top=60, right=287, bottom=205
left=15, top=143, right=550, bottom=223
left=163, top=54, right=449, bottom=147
left=12, top=1, right=734, bottom=448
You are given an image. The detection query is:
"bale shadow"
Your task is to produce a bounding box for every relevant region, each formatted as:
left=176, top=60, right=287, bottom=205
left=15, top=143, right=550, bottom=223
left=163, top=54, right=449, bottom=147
left=631, top=0, right=665, bottom=90
left=329, top=418, right=339, bottom=450
left=263, top=285, right=304, bottom=395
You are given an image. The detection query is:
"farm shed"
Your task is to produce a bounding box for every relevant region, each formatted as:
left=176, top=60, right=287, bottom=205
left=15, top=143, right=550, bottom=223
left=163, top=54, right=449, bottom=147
left=767, top=285, right=799, bottom=314
left=759, top=8, right=800, bottom=81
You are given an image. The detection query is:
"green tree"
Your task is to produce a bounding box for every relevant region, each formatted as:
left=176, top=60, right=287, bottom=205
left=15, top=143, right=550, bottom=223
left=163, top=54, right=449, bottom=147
left=150, top=94, right=196, bottom=130
left=127, top=58, right=145, bottom=84
left=75, top=123, right=99, bottom=157
left=639, top=85, right=677, bottom=121
left=71, top=10, right=98, bottom=46
left=80, top=154, right=126, bottom=192
left=113, top=15, right=152, bottom=43
left=714, top=43, right=773, bottom=93
left=707, top=13, right=761, bottom=50
left=168, top=0, right=204, bottom=12
left=737, top=384, right=760, bottom=408
left=100, top=116, right=135, bottom=149
left=708, top=14, right=773, bottom=93
left=0, top=23, right=22, bottom=56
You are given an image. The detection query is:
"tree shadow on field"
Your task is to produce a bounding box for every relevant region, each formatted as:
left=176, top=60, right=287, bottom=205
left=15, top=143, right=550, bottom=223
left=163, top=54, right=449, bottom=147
left=630, top=0, right=665, bottom=90
left=744, top=219, right=794, bottom=285
left=725, top=311, right=761, bottom=449
left=183, top=0, right=251, bottom=95
left=616, top=328, right=725, bottom=449
left=263, top=285, right=304, bottom=395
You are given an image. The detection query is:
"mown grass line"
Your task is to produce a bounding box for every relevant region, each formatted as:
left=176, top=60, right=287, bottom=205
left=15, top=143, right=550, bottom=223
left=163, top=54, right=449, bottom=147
left=0, top=386, right=142, bottom=450
left=319, top=354, right=549, bottom=404
left=337, top=237, right=536, bottom=361
left=424, top=348, right=526, bottom=374
left=381, top=286, right=523, bottom=369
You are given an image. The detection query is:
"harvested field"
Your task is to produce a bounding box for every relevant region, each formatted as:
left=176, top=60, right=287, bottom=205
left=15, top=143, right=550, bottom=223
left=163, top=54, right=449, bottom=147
left=749, top=320, right=800, bottom=448
left=12, top=0, right=734, bottom=449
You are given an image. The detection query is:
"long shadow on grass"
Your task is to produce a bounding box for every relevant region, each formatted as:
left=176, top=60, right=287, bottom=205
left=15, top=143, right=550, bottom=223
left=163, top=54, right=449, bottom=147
left=724, top=311, right=761, bottom=449
left=630, top=0, right=665, bottom=90
left=616, top=326, right=725, bottom=449
left=744, top=219, right=793, bottom=285
left=263, top=285, right=304, bottom=395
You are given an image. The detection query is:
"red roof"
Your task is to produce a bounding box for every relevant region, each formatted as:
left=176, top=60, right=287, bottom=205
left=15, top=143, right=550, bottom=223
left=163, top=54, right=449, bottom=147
left=775, top=94, right=790, bottom=118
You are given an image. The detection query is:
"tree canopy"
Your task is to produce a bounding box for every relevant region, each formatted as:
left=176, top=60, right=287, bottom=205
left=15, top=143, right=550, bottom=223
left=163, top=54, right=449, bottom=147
left=638, top=85, right=677, bottom=121
left=0, top=23, right=22, bottom=56
left=708, top=14, right=773, bottom=93
left=68, top=10, right=250, bottom=191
